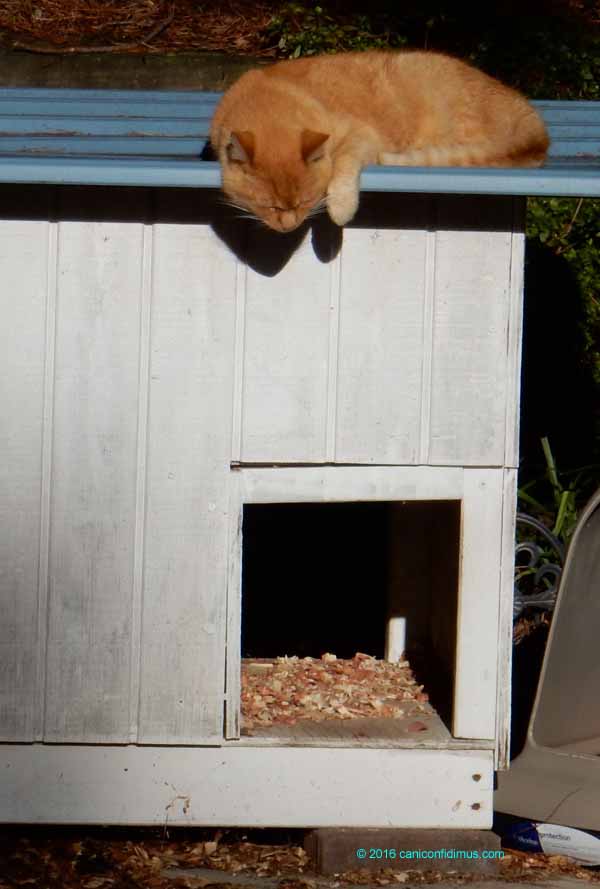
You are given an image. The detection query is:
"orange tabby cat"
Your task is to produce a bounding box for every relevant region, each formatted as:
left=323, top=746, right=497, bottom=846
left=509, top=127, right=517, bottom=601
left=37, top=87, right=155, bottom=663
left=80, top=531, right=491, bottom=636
left=210, top=50, right=549, bottom=233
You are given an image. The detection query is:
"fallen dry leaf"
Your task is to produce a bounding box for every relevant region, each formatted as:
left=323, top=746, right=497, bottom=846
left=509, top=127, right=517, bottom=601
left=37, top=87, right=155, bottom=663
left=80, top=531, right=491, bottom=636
left=3, top=800, right=600, bottom=888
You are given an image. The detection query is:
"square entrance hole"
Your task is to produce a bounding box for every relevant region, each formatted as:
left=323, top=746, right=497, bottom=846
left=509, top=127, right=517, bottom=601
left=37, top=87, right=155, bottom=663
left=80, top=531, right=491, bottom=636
left=240, top=500, right=460, bottom=743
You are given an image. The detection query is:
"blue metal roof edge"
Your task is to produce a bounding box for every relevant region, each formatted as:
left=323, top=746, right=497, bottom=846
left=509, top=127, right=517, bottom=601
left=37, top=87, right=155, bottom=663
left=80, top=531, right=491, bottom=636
left=0, top=88, right=598, bottom=197
left=0, top=88, right=592, bottom=107
left=361, top=164, right=600, bottom=197
left=0, top=155, right=598, bottom=197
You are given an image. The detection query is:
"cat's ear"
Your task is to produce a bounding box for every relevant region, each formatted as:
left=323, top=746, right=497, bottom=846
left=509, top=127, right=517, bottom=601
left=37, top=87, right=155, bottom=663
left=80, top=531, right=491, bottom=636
left=301, top=130, right=329, bottom=164
left=227, top=131, right=255, bottom=164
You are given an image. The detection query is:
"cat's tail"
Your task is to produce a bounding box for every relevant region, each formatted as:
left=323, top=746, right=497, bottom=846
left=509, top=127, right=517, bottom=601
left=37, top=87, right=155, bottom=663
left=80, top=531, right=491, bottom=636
left=380, top=139, right=547, bottom=168
left=498, top=104, right=550, bottom=167
left=378, top=145, right=505, bottom=167
left=379, top=107, right=549, bottom=169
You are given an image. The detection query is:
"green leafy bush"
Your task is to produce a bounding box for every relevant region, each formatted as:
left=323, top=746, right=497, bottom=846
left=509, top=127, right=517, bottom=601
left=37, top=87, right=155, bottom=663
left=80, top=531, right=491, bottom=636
left=266, top=3, right=407, bottom=57
left=527, top=197, right=600, bottom=387
left=519, top=438, right=599, bottom=544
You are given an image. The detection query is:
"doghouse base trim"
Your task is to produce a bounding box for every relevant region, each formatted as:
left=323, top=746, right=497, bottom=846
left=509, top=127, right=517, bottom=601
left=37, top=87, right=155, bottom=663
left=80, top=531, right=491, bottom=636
left=1, top=744, right=492, bottom=827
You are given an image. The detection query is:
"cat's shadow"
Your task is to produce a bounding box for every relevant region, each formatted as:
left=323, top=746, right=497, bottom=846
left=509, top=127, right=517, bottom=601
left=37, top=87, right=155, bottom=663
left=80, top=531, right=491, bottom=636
left=202, top=136, right=342, bottom=273
left=211, top=201, right=343, bottom=277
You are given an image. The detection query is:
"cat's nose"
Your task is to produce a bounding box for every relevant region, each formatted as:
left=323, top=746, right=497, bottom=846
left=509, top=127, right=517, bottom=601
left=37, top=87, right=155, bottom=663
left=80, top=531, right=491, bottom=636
left=278, top=210, right=299, bottom=231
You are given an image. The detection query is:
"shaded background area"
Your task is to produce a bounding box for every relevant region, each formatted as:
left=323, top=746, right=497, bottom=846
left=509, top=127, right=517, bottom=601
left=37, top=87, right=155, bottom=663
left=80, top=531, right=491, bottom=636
left=0, top=0, right=597, bottom=76
left=241, top=502, right=390, bottom=660
left=520, top=238, right=599, bottom=500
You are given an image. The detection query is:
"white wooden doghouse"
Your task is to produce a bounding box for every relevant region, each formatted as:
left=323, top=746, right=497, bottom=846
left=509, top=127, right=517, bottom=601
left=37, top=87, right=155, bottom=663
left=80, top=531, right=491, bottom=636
left=1, top=90, right=598, bottom=828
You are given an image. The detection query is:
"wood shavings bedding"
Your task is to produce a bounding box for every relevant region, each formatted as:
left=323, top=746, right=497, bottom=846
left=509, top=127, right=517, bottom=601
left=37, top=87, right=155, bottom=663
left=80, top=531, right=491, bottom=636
left=241, top=652, right=430, bottom=731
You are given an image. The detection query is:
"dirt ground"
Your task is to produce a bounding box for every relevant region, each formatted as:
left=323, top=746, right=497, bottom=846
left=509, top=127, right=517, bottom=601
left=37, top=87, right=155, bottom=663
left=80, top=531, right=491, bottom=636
left=2, top=828, right=600, bottom=889
left=0, top=0, right=597, bottom=58
left=0, top=0, right=278, bottom=56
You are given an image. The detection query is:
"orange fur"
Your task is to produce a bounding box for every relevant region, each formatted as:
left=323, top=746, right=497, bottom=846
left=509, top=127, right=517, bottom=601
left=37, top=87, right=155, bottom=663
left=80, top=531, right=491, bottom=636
left=210, top=50, right=549, bottom=232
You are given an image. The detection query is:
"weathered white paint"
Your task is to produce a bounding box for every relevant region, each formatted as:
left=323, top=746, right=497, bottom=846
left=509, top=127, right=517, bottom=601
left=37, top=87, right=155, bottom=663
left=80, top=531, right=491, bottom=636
left=0, top=744, right=494, bottom=828
left=429, top=198, right=515, bottom=466
left=238, top=465, right=465, bottom=504
left=35, top=221, right=58, bottom=741
left=504, top=203, right=526, bottom=469
left=233, top=196, right=523, bottom=467
left=418, top=224, right=437, bottom=464
left=334, top=220, right=428, bottom=463
left=2, top=212, right=240, bottom=745
left=230, top=261, right=247, bottom=463
left=128, top=223, right=154, bottom=742
left=324, top=248, right=342, bottom=462
left=225, top=469, right=242, bottom=740
left=230, top=465, right=506, bottom=743
left=44, top=219, right=144, bottom=742
left=496, top=467, right=519, bottom=768
left=496, top=199, right=525, bottom=766
left=0, top=218, right=50, bottom=741
left=0, top=190, right=525, bottom=823
left=138, top=222, right=237, bottom=743
left=240, top=234, right=332, bottom=462
left=453, top=469, right=504, bottom=742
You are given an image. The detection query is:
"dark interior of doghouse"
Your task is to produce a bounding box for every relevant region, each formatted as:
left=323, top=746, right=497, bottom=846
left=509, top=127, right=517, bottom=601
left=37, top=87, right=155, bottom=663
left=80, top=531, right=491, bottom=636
left=241, top=500, right=461, bottom=733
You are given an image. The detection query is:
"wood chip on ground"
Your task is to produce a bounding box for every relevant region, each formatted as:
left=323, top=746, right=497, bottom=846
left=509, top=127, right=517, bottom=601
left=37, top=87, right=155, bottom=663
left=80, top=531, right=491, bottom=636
left=3, top=831, right=600, bottom=888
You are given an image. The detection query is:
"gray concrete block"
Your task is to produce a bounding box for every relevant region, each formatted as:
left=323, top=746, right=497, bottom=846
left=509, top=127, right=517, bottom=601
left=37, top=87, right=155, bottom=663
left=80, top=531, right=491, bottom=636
left=0, top=49, right=261, bottom=89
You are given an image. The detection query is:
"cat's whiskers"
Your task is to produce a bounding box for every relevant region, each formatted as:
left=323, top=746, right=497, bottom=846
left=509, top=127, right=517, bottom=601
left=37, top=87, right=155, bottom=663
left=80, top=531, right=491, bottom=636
left=220, top=197, right=259, bottom=219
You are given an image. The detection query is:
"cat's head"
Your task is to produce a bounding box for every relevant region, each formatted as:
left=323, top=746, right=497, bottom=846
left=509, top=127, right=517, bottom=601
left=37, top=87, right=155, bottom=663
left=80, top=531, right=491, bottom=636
left=217, top=128, right=331, bottom=233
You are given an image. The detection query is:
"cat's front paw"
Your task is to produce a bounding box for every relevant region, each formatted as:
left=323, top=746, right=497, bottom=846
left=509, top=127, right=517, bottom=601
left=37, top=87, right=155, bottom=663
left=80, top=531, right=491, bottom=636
left=327, top=184, right=359, bottom=227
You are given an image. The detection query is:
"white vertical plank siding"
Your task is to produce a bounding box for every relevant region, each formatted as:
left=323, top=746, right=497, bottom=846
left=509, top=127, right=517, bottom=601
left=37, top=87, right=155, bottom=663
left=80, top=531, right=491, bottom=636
left=334, top=221, right=429, bottom=463
left=418, top=227, right=437, bottom=464
left=324, top=252, right=341, bottom=462
left=496, top=201, right=525, bottom=765
left=428, top=197, right=514, bottom=466
left=35, top=222, right=58, bottom=740
left=137, top=223, right=236, bottom=744
left=240, top=235, right=331, bottom=462
left=236, top=196, right=519, bottom=468
left=0, top=183, right=521, bottom=784
left=230, top=262, right=247, bottom=463
left=496, top=467, right=518, bottom=768
left=505, top=200, right=526, bottom=469
left=128, top=224, right=154, bottom=742
left=225, top=469, right=242, bottom=739
left=453, top=468, right=504, bottom=741
left=0, top=218, right=51, bottom=740
left=44, top=219, right=145, bottom=742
